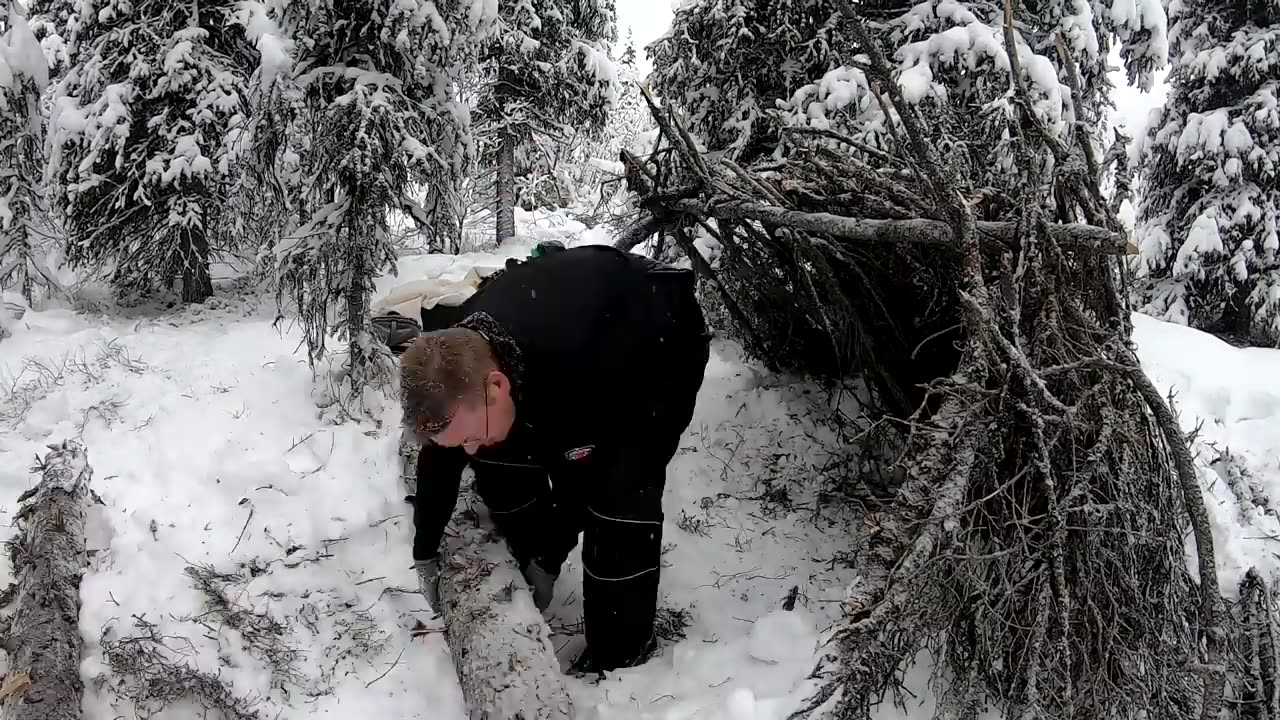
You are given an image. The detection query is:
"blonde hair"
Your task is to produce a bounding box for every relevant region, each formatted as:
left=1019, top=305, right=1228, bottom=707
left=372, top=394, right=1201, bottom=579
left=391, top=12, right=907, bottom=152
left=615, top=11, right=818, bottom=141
left=400, top=327, right=496, bottom=439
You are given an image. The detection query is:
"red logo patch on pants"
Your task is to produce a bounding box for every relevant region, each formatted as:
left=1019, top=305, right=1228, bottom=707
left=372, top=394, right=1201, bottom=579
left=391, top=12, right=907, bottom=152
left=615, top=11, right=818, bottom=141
left=565, top=445, right=594, bottom=461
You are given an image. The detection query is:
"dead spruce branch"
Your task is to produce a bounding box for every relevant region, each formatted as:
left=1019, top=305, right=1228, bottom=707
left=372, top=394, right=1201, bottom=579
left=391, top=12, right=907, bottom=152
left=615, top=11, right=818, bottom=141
left=437, top=487, right=574, bottom=720
left=100, top=615, right=262, bottom=720
left=0, top=440, right=94, bottom=720
left=0, top=339, right=147, bottom=427
left=626, top=1, right=1231, bottom=717
left=182, top=563, right=305, bottom=688
left=1232, top=569, right=1279, bottom=720
left=663, top=198, right=1131, bottom=255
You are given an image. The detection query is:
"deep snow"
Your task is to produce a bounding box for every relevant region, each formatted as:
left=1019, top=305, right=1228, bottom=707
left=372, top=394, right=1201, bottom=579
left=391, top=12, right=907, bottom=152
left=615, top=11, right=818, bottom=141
left=0, top=209, right=1277, bottom=720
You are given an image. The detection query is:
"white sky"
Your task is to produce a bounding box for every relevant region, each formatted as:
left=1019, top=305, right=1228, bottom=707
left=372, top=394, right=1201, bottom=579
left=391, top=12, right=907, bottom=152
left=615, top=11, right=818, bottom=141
left=614, top=0, right=676, bottom=73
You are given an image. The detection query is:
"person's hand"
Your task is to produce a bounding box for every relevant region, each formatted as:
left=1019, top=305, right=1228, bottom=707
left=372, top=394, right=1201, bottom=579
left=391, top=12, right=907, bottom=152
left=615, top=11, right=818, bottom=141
left=415, top=558, right=441, bottom=613
left=522, top=559, right=559, bottom=612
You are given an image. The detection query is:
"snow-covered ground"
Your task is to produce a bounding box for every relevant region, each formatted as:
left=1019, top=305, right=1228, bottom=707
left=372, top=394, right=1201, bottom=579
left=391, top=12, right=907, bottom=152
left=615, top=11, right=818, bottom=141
left=1, top=209, right=1277, bottom=720
left=1132, top=314, right=1280, bottom=592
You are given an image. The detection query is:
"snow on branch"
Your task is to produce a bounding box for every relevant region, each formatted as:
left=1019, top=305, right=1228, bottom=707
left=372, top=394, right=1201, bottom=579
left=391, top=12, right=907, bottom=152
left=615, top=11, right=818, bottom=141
left=230, top=1, right=293, bottom=87
left=1131, top=1, right=1279, bottom=342
left=889, top=3, right=1073, bottom=136
left=254, top=0, right=496, bottom=400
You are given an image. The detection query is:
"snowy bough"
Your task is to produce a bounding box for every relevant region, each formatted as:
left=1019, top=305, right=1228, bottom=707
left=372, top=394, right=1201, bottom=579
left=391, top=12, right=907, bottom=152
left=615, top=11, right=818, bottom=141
left=0, top=1, right=66, bottom=311
left=1130, top=0, right=1280, bottom=344
left=246, top=0, right=497, bottom=405
left=630, top=1, right=1248, bottom=718
left=472, top=0, right=617, bottom=244
left=42, top=0, right=253, bottom=304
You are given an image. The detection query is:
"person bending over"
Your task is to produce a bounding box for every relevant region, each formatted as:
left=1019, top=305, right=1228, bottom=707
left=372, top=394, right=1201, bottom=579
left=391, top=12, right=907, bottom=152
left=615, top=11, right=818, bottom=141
left=400, top=244, right=711, bottom=675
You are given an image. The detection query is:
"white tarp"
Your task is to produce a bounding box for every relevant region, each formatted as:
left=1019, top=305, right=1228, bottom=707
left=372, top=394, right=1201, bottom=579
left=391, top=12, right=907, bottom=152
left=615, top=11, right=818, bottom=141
left=371, top=264, right=504, bottom=319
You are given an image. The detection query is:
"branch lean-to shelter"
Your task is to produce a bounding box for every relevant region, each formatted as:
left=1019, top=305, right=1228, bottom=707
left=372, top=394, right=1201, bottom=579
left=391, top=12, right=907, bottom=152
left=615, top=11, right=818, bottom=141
left=616, top=2, right=1277, bottom=718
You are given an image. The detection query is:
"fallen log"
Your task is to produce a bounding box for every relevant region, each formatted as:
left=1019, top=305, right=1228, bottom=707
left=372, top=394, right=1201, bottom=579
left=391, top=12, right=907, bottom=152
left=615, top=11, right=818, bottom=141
left=661, top=197, right=1136, bottom=255
left=436, top=486, right=574, bottom=720
left=613, top=212, right=662, bottom=252
left=1, top=440, right=94, bottom=720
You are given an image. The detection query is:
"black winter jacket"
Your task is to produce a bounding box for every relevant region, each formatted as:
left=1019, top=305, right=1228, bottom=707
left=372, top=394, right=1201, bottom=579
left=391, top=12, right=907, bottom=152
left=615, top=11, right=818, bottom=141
left=410, top=244, right=705, bottom=561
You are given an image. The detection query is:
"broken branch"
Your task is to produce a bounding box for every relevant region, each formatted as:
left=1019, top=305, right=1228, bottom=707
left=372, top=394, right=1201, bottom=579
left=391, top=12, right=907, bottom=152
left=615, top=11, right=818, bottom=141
left=661, top=198, right=1129, bottom=255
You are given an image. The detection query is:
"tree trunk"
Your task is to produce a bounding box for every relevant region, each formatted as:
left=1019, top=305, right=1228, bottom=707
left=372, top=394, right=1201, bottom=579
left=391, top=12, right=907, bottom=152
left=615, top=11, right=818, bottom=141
left=496, top=129, right=517, bottom=246
left=344, top=194, right=377, bottom=397
left=495, top=68, right=517, bottom=246
left=179, top=222, right=213, bottom=304
left=18, top=245, right=33, bottom=307
left=436, top=486, right=574, bottom=720
left=662, top=198, right=1132, bottom=255
left=1, top=440, right=94, bottom=720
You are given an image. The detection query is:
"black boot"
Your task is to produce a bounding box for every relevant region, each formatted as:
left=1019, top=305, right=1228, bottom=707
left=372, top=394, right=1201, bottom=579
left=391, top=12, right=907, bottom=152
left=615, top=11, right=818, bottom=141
left=568, top=632, right=658, bottom=679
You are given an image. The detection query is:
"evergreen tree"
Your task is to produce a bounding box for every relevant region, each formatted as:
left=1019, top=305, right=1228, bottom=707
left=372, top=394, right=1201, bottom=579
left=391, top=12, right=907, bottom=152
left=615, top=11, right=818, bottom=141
left=249, top=0, right=497, bottom=403
left=1131, top=0, right=1280, bottom=342
left=478, top=0, right=618, bottom=244
left=23, top=0, right=74, bottom=79
left=621, top=25, right=636, bottom=66
left=652, top=0, right=1168, bottom=206
left=44, top=0, right=254, bottom=304
left=0, top=0, right=54, bottom=307
left=649, top=0, right=854, bottom=163
left=566, top=57, right=653, bottom=206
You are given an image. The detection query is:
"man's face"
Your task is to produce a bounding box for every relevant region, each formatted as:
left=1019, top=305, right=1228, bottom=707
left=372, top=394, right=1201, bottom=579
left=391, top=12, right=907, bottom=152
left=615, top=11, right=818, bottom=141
left=428, top=372, right=515, bottom=454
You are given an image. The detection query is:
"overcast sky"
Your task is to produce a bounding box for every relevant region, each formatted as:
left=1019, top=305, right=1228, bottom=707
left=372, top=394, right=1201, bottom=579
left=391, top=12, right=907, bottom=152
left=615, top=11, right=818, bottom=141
left=615, top=0, right=676, bottom=73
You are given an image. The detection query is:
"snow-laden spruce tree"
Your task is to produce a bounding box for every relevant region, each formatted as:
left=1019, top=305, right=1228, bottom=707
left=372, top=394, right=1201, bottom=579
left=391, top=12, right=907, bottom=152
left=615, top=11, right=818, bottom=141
left=651, top=0, right=1167, bottom=177
left=1131, top=0, right=1280, bottom=342
left=243, top=0, right=496, bottom=407
left=0, top=1, right=54, bottom=307
left=44, top=0, right=253, bottom=304
left=23, top=0, right=75, bottom=78
left=503, top=52, right=651, bottom=217
left=477, top=0, right=617, bottom=243
left=568, top=58, right=654, bottom=213
left=648, top=0, right=851, bottom=164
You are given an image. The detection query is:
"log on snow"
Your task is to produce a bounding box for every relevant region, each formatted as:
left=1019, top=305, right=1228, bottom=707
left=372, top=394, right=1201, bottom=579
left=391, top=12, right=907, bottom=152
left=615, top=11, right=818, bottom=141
left=1, top=440, right=94, bottom=720
left=437, top=489, right=574, bottom=720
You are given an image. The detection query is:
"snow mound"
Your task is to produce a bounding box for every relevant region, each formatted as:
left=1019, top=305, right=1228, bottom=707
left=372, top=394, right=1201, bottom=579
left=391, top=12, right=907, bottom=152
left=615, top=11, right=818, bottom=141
left=1132, top=313, right=1280, bottom=591
left=747, top=610, right=820, bottom=666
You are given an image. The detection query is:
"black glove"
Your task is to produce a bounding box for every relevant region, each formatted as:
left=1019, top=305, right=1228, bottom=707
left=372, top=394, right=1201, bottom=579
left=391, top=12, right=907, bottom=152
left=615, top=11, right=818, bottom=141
left=522, top=559, right=559, bottom=612
left=415, top=557, right=441, bottom=612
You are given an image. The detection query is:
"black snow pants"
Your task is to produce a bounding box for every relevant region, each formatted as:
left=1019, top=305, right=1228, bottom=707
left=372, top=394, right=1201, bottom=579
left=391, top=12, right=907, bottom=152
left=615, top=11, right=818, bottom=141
left=470, top=277, right=711, bottom=672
